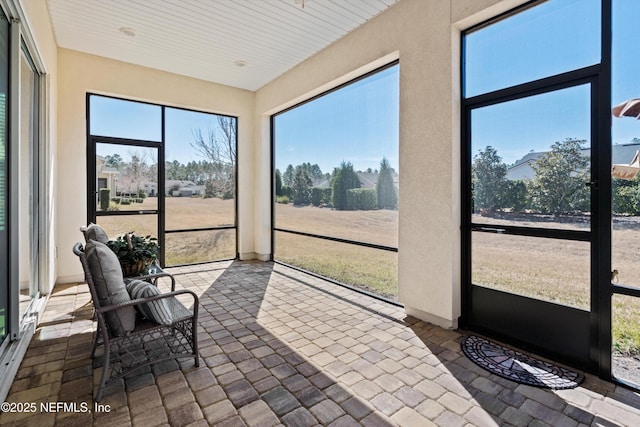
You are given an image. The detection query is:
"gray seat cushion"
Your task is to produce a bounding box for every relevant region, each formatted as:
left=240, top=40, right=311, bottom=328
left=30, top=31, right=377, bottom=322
left=126, top=279, right=174, bottom=325
left=84, top=223, right=109, bottom=244
left=85, top=239, right=136, bottom=336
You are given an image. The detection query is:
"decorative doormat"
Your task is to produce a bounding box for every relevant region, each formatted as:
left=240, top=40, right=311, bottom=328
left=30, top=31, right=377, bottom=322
left=461, top=335, right=584, bottom=389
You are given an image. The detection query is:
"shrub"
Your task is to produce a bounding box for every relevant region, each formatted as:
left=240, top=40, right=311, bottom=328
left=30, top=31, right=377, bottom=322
left=281, top=185, right=292, bottom=198
left=312, top=188, right=332, bottom=206
left=376, top=158, right=397, bottom=209
left=276, top=195, right=289, bottom=204
left=138, top=190, right=147, bottom=199
left=502, top=180, right=529, bottom=212
left=120, top=198, right=131, bottom=205
left=111, top=197, right=121, bottom=204
left=99, top=188, right=110, bottom=211
left=332, top=162, right=361, bottom=210
left=292, top=167, right=313, bottom=205
left=346, top=188, right=378, bottom=210
left=614, top=185, right=640, bottom=215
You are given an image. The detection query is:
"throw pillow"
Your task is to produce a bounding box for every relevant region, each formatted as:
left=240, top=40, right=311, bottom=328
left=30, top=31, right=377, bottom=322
left=126, top=279, right=173, bottom=325
left=85, top=239, right=136, bottom=336
left=84, top=223, right=109, bottom=244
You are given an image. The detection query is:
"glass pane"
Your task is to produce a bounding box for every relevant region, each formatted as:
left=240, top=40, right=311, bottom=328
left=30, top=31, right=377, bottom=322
left=464, top=0, right=600, bottom=97
left=0, top=11, right=8, bottom=343
left=472, top=232, right=589, bottom=310
left=275, top=231, right=398, bottom=301
left=612, top=294, right=640, bottom=387
left=165, top=229, right=236, bottom=266
left=274, top=64, right=399, bottom=248
left=96, top=143, right=158, bottom=212
left=97, top=214, right=158, bottom=241
left=470, top=85, right=591, bottom=230
left=89, top=95, right=161, bottom=141
left=611, top=0, right=640, bottom=289
left=165, top=108, right=236, bottom=229
left=19, top=48, right=38, bottom=320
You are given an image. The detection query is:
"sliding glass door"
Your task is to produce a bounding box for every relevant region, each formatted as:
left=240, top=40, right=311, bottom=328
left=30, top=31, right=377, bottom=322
left=0, top=8, right=7, bottom=349
left=18, top=44, right=39, bottom=320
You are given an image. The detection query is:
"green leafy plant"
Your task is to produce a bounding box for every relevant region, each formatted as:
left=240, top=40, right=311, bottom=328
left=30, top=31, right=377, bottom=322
left=106, top=232, right=159, bottom=276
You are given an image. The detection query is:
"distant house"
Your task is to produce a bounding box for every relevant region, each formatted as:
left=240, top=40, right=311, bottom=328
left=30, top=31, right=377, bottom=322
left=95, top=155, right=120, bottom=197
left=505, top=142, right=640, bottom=180
left=165, top=180, right=203, bottom=197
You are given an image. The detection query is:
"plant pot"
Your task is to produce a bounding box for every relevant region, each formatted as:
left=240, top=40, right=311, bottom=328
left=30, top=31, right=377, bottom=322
left=120, top=258, right=150, bottom=277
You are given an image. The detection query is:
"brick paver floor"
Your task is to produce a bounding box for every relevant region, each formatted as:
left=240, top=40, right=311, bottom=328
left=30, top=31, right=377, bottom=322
left=1, top=260, right=639, bottom=426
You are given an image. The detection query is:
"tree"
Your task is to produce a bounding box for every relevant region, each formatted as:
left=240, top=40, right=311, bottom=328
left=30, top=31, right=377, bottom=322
left=332, top=161, right=361, bottom=210
left=275, top=169, right=283, bottom=196
left=503, top=180, right=528, bottom=212
left=104, top=153, right=124, bottom=170
left=472, top=146, right=507, bottom=214
left=291, top=166, right=313, bottom=206
left=191, top=115, right=237, bottom=199
left=376, top=157, right=397, bottom=209
left=528, top=138, right=589, bottom=215
left=282, top=164, right=294, bottom=187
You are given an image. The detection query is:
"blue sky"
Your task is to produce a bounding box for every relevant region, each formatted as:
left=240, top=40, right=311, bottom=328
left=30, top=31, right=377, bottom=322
left=91, top=96, right=228, bottom=165
left=274, top=65, right=399, bottom=174
left=467, top=0, right=640, bottom=165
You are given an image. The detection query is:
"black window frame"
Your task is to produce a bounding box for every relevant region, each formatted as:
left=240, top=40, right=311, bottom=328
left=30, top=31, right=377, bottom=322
left=86, top=93, right=239, bottom=266
left=461, top=0, right=613, bottom=381
left=270, top=61, right=400, bottom=305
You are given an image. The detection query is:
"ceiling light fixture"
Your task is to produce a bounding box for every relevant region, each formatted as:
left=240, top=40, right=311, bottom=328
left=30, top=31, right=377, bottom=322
left=118, top=27, right=136, bottom=37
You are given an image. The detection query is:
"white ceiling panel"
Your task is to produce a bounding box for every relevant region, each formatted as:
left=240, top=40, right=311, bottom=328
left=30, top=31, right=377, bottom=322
left=46, top=0, right=399, bottom=91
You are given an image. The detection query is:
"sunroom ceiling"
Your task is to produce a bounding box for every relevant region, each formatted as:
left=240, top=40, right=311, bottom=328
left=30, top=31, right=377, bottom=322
left=46, top=0, right=399, bottom=91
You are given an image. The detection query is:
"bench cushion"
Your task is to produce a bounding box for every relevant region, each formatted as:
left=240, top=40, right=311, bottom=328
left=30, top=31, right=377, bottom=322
left=85, top=239, right=136, bottom=336
left=126, top=279, right=174, bottom=325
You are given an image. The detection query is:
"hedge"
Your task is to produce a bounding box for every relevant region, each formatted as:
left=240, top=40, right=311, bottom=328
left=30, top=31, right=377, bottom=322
left=346, top=188, right=378, bottom=210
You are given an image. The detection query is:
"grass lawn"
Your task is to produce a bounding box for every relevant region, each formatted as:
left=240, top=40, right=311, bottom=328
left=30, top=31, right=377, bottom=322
left=473, top=213, right=640, bottom=355
left=98, top=197, right=235, bottom=265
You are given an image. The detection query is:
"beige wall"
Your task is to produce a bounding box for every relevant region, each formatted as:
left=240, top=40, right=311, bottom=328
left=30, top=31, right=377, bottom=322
left=55, top=49, right=255, bottom=282
left=254, top=0, right=527, bottom=328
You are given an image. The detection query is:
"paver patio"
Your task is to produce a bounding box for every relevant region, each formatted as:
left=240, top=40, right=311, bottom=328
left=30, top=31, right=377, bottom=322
left=0, top=260, right=639, bottom=426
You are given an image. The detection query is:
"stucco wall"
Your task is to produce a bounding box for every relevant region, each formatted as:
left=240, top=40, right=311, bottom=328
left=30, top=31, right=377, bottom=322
left=55, top=49, right=255, bottom=282
left=254, top=0, right=526, bottom=328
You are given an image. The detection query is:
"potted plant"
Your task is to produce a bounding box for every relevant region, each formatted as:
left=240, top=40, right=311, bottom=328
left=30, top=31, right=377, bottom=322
left=106, top=232, right=159, bottom=276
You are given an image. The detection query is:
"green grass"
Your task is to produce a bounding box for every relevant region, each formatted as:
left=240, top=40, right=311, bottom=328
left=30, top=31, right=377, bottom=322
left=275, top=231, right=398, bottom=300
left=613, top=294, right=640, bottom=356
left=165, top=229, right=236, bottom=266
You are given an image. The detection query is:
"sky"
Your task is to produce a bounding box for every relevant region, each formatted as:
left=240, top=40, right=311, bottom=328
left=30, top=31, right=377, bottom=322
left=273, top=65, right=399, bottom=174
left=91, top=96, right=229, bottom=165
left=91, top=0, right=640, bottom=172
left=467, top=0, right=640, bottom=165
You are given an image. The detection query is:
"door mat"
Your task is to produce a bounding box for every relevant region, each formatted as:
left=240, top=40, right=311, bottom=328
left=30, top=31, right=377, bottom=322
left=461, top=335, right=584, bottom=389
